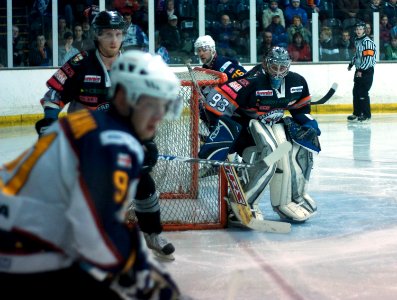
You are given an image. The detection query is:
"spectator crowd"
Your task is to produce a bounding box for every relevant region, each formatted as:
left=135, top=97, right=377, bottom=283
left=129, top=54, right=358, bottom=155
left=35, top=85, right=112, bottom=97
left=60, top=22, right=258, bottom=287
left=2, top=0, right=397, bottom=68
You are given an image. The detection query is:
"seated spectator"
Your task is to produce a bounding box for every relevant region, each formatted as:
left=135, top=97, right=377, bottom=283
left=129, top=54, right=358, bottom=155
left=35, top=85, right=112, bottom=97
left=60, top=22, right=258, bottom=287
left=284, top=0, right=308, bottom=26
left=287, top=15, right=312, bottom=44
left=384, top=35, right=397, bottom=59
left=258, top=30, right=274, bottom=59
left=365, top=22, right=374, bottom=40
left=12, top=25, right=26, bottom=66
left=299, top=0, right=321, bottom=19
left=319, top=26, right=339, bottom=61
left=360, top=0, right=384, bottom=24
left=266, top=14, right=288, bottom=48
left=57, top=16, right=72, bottom=46
left=157, top=0, right=180, bottom=28
left=335, top=0, right=360, bottom=21
left=287, top=31, right=312, bottom=61
left=82, top=20, right=95, bottom=41
left=159, top=14, right=182, bottom=53
left=113, top=0, right=140, bottom=16
left=384, top=0, right=397, bottom=26
left=380, top=14, right=393, bottom=51
left=58, top=31, right=79, bottom=65
left=262, top=0, right=286, bottom=29
left=337, top=29, right=355, bottom=61
left=72, top=23, right=95, bottom=51
left=28, top=34, right=52, bottom=66
left=123, top=12, right=149, bottom=51
left=212, top=13, right=239, bottom=57
left=132, top=0, right=149, bottom=34
left=216, top=0, right=236, bottom=20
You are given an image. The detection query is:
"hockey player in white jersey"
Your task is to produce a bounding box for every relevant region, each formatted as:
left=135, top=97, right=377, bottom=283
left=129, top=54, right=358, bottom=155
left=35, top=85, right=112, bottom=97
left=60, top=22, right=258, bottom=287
left=0, top=51, right=182, bottom=299
left=199, top=46, right=320, bottom=224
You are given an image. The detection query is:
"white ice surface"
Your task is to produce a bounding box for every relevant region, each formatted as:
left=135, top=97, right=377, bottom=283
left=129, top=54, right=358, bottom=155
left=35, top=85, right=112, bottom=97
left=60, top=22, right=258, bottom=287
left=1, top=114, right=397, bottom=299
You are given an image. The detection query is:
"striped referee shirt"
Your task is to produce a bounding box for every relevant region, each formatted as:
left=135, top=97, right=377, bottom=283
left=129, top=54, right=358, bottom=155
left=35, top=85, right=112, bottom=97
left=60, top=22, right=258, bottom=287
left=352, top=35, right=377, bottom=71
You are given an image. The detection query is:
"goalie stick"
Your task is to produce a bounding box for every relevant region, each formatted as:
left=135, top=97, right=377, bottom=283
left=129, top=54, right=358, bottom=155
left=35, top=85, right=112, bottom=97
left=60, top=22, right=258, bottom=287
left=222, top=143, right=292, bottom=233
left=311, top=82, right=338, bottom=105
left=158, top=141, right=292, bottom=169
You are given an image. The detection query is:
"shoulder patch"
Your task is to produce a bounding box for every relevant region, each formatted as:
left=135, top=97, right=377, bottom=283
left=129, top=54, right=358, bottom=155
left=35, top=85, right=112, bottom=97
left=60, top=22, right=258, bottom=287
left=237, top=78, right=249, bottom=87
left=54, top=69, right=67, bottom=85
left=66, top=110, right=97, bottom=139
left=228, top=81, right=242, bottom=92
left=61, top=63, right=75, bottom=77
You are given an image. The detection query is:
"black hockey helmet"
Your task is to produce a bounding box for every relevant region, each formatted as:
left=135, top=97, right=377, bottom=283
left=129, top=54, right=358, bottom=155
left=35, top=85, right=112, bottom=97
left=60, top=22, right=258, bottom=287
left=355, top=20, right=366, bottom=29
left=92, top=10, right=127, bottom=37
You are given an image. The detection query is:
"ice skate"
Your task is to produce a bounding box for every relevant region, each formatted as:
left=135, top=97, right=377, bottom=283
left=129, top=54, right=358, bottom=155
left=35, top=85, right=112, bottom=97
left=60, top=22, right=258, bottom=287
left=347, top=114, right=358, bottom=122
left=144, top=232, right=175, bottom=261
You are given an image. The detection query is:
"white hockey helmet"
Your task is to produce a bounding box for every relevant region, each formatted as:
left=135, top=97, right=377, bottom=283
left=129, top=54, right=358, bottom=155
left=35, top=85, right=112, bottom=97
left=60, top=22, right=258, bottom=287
left=110, top=50, right=182, bottom=119
left=194, top=35, right=216, bottom=55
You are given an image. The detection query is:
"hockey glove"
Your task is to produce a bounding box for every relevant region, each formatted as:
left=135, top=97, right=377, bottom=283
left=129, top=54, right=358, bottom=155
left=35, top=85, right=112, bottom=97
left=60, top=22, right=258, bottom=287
left=283, top=117, right=321, bottom=153
left=35, top=118, right=56, bottom=137
left=347, top=63, right=353, bottom=71
left=302, top=119, right=321, bottom=136
left=141, top=140, right=159, bottom=174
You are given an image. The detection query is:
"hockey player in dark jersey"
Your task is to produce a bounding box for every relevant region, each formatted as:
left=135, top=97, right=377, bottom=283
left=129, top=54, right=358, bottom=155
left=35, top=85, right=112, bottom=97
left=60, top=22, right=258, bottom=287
left=0, top=51, right=182, bottom=299
left=194, top=35, right=247, bottom=81
left=36, top=11, right=177, bottom=260
left=199, top=46, right=320, bottom=223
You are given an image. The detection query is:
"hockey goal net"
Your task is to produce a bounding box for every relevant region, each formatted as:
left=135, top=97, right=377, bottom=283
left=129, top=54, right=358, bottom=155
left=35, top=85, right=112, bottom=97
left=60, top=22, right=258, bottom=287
left=153, top=67, right=228, bottom=230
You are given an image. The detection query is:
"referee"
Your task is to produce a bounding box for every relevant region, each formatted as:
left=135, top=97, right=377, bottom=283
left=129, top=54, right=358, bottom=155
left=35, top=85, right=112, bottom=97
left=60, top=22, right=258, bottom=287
left=347, top=20, right=377, bottom=122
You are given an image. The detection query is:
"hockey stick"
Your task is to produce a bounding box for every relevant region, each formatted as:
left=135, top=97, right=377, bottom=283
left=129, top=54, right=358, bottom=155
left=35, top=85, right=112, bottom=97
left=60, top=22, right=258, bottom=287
left=158, top=141, right=292, bottom=169
left=311, top=82, right=338, bottom=105
left=222, top=152, right=291, bottom=233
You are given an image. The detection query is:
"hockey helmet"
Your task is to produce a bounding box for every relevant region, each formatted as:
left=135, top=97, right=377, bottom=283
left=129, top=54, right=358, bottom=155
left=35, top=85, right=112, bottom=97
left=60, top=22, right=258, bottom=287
left=355, top=20, right=366, bottom=29
left=194, top=35, right=216, bottom=55
left=264, top=46, right=291, bottom=79
left=109, top=50, right=182, bottom=119
left=92, top=10, right=127, bottom=38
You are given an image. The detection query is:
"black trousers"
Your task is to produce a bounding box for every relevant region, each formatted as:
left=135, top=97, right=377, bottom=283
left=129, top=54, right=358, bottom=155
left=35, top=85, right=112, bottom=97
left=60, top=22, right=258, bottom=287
left=352, top=67, right=374, bottom=118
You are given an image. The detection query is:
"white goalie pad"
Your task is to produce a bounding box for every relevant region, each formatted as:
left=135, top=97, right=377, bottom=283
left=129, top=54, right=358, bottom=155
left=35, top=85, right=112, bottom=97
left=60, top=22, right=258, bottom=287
left=269, top=123, right=316, bottom=223
left=241, top=120, right=278, bottom=206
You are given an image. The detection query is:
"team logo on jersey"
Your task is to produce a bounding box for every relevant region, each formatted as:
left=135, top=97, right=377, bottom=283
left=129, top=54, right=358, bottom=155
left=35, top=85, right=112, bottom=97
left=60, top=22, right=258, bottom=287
left=228, top=81, right=242, bottom=92
left=54, top=69, right=67, bottom=85
left=291, top=86, right=303, bottom=93
left=237, top=78, right=249, bottom=86
left=84, top=75, right=101, bottom=83
left=62, top=63, right=75, bottom=77
left=79, top=95, right=98, bottom=103
left=220, top=61, right=232, bottom=72
left=117, top=153, right=132, bottom=169
left=258, top=109, right=284, bottom=125
left=97, top=102, right=110, bottom=111
left=256, top=90, right=273, bottom=96
left=71, top=53, right=84, bottom=64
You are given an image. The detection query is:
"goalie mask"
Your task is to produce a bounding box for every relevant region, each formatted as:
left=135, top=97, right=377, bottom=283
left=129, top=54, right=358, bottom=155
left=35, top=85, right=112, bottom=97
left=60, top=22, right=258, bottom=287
left=109, top=50, right=182, bottom=120
left=264, top=46, right=291, bottom=89
left=194, top=35, right=216, bottom=64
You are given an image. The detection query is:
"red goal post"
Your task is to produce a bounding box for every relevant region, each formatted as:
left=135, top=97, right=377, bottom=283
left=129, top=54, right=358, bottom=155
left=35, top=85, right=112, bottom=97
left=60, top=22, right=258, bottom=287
left=153, top=67, right=229, bottom=231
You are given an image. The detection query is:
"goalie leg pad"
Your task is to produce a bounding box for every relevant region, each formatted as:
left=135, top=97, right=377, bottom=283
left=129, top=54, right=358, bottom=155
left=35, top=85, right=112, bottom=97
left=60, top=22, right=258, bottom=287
left=242, top=120, right=278, bottom=206
left=269, top=123, right=314, bottom=223
left=290, top=144, right=317, bottom=213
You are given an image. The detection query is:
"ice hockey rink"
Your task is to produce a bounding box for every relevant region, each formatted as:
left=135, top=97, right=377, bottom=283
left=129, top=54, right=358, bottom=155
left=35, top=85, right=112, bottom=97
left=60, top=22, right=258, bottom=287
left=1, top=114, right=397, bottom=300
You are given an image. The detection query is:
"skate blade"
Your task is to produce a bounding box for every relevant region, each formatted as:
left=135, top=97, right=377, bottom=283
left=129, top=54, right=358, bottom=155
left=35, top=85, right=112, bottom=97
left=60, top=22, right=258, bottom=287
left=152, top=250, right=175, bottom=262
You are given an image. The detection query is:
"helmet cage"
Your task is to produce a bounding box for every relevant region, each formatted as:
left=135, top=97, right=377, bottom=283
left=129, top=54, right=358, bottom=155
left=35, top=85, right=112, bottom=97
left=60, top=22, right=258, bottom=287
left=264, top=47, right=291, bottom=79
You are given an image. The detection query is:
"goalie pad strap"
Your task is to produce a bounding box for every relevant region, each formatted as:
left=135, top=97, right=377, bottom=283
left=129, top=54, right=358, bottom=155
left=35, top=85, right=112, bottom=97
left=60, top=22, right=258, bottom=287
left=198, top=116, right=241, bottom=161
